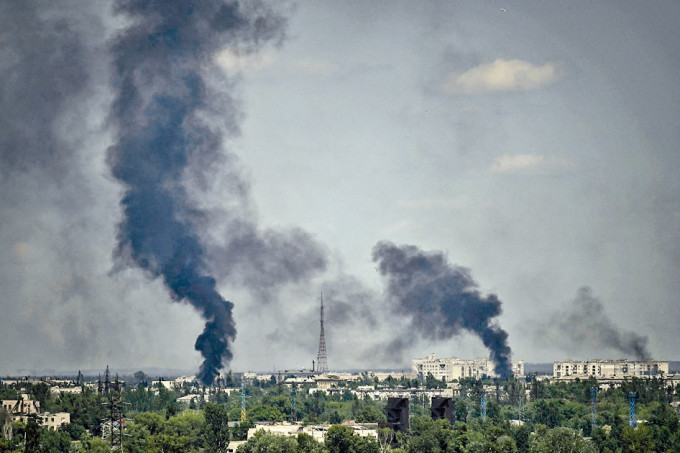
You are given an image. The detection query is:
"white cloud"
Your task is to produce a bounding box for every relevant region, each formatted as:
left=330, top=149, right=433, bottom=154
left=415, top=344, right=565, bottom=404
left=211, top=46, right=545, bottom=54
left=443, top=59, right=558, bottom=95
left=489, top=154, right=544, bottom=174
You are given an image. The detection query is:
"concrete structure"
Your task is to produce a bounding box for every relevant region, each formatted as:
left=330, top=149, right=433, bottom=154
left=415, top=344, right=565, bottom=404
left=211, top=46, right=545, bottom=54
left=2, top=396, right=69, bottom=429
left=176, top=394, right=199, bottom=407
left=40, top=412, right=70, bottom=430
left=50, top=387, right=82, bottom=395
left=247, top=422, right=377, bottom=443
left=412, top=354, right=524, bottom=381
left=2, top=396, right=40, bottom=416
left=227, top=441, right=246, bottom=452
left=553, top=360, right=669, bottom=380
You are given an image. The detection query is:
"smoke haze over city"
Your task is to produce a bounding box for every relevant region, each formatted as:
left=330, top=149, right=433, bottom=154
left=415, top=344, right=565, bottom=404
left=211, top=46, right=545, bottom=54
left=1, top=1, right=680, bottom=376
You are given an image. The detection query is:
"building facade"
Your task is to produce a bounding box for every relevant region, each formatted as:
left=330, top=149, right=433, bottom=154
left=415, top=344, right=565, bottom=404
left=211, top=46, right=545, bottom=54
left=553, top=360, right=669, bottom=379
left=412, top=354, right=524, bottom=381
left=2, top=396, right=70, bottom=429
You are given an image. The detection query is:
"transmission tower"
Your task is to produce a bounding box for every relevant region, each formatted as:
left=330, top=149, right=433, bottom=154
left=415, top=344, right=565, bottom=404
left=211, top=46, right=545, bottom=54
left=102, top=373, right=124, bottom=452
left=628, top=393, right=637, bottom=428
left=480, top=393, right=487, bottom=421
left=291, top=384, right=297, bottom=422
left=591, top=387, right=598, bottom=432
left=316, top=293, right=328, bottom=373
left=240, top=379, right=250, bottom=422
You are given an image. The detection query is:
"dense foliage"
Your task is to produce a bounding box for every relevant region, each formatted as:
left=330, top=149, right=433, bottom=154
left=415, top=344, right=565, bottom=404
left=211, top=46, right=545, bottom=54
left=1, top=373, right=679, bottom=452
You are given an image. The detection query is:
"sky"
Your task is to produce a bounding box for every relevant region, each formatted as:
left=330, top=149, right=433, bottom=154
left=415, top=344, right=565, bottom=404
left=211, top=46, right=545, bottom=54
left=1, top=1, right=679, bottom=377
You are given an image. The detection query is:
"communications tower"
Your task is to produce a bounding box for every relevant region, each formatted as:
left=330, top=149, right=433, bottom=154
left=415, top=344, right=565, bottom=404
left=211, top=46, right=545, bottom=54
left=316, top=293, right=328, bottom=373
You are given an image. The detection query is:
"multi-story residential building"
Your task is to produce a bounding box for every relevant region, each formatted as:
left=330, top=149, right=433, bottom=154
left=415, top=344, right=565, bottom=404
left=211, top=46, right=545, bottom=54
left=412, top=354, right=524, bottom=381
left=2, top=396, right=70, bottom=429
left=2, top=396, right=40, bottom=416
left=553, top=360, right=669, bottom=380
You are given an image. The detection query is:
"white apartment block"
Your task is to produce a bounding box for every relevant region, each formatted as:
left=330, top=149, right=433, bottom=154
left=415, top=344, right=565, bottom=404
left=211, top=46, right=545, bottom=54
left=412, top=354, right=524, bottom=381
left=553, top=360, right=669, bottom=379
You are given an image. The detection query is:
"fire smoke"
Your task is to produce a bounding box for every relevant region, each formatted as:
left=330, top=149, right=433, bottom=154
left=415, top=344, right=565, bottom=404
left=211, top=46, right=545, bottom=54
left=372, top=241, right=513, bottom=377
left=539, top=287, right=651, bottom=360
left=107, top=0, right=287, bottom=384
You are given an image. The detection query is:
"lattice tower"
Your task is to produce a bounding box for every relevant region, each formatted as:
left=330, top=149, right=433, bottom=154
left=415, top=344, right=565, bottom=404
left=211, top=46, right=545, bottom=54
left=316, top=293, right=328, bottom=373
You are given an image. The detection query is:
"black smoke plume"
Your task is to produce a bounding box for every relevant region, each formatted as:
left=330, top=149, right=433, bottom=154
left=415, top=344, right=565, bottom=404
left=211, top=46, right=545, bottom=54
left=107, top=0, right=286, bottom=384
left=373, top=242, right=512, bottom=377
left=539, top=287, right=651, bottom=360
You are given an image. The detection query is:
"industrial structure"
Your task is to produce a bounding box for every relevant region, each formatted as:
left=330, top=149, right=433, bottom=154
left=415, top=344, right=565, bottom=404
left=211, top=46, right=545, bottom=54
left=316, top=293, right=328, bottom=373
left=553, top=359, right=669, bottom=380
left=412, top=354, right=525, bottom=381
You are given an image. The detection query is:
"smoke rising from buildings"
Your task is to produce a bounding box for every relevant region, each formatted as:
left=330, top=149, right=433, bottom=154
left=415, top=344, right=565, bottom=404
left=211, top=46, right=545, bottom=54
left=106, top=0, right=297, bottom=384
left=537, top=287, right=651, bottom=360
left=372, top=241, right=513, bottom=377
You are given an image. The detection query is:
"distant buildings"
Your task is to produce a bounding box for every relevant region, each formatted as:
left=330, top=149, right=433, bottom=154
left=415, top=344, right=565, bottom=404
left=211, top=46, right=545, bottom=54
left=246, top=422, right=377, bottom=443
left=412, top=354, right=525, bottom=381
left=1, top=395, right=70, bottom=430
left=553, top=359, right=669, bottom=380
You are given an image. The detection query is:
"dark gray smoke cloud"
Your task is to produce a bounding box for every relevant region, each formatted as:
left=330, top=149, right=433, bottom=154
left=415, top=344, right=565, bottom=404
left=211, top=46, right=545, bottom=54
left=106, top=0, right=302, bottom=384
left=538, top=287, right=651, bottom=360
left=0, top=1, right=517, bottom=377
left=209, top=222, right=328, bottom=302
left=372, top=241, right=512, bottom=377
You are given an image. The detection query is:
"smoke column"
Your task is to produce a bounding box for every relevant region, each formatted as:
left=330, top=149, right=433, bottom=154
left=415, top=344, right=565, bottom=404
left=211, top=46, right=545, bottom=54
left=373, top=242, right=512, bottom=377
left=107, top=0, right=285, bottom=384
left=540, top=287, right=651, bottom=360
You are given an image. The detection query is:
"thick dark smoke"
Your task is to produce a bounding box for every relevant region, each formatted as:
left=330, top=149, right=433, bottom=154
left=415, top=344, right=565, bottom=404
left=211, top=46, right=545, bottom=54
left=372, top=242, right=513, bottom=377
left=107, top=0, right=288, bottom=384
left=539, top=287, right=651, bottom=360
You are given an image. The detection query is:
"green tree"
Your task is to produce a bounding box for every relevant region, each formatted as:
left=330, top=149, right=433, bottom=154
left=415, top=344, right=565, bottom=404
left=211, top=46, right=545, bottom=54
left=204, top=403, right=230, bottom=453
left=297, top=432, right=324, bottom=452
left=403, top=416, right=464, bottom=453
left=39, top=428, right=71, bottom=453
left=81, top=435, right=111, bottom=453
left=24, top=415, right=41, bottom=453
left=356, top=405, right=386, bottom=423
left=247, top=405, right=286, bottom=422
left=620, top=425, right=654, bottom=453
left=325, top=424, right=379, bottom=453
left=164, top=410, right=205, bottom=451
left=236, top=429, right=297, bottom=452
left=529, top=426, right=596, bottom=453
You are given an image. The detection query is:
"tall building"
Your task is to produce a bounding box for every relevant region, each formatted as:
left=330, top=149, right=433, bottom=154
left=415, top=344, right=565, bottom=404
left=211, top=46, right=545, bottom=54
left=412, top=353, right=524, bottom=381
left=316, top=293, right=328, bottom=373
left=553, top=359, right=669, bottom=380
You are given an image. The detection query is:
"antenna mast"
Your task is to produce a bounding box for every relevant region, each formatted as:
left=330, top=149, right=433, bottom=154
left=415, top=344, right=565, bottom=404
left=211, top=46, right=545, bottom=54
left=316, top=293, right=328, bottom=373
